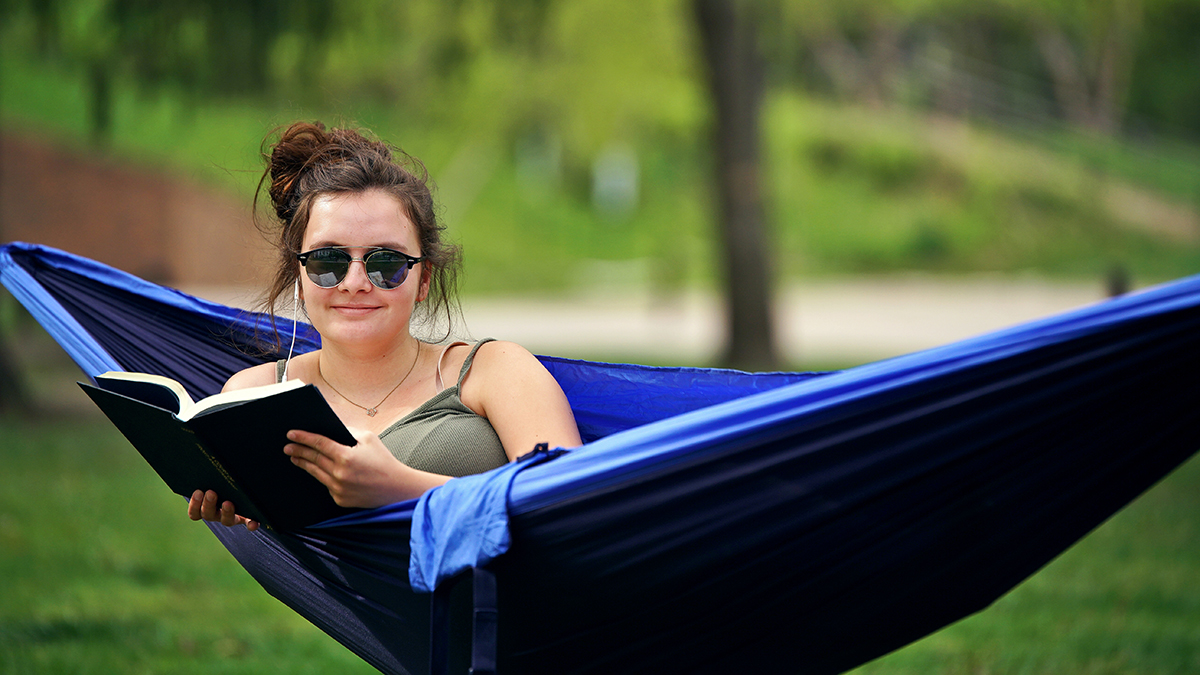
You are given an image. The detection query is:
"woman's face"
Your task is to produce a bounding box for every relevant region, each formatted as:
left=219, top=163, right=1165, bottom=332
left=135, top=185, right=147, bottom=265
left=299, top=189, right=430, bottom=351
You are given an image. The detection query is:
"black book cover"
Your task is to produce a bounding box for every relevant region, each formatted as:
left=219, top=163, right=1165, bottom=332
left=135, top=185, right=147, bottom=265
left=81, top=381, right=361, bottom=530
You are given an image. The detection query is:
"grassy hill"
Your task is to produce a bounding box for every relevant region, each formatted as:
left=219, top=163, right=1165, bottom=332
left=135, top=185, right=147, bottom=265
left=3, top=53, right=1199, bottom=297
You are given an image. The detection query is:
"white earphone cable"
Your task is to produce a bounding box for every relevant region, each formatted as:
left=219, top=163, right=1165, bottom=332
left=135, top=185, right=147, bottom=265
left=282, top=280, right=299, bottom=383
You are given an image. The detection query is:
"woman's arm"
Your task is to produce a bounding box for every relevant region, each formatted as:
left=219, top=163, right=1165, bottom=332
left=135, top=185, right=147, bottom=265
left=460, top=340, right=582, bottom=461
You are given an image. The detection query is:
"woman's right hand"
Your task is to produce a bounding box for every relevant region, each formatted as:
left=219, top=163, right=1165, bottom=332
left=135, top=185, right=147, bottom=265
left=187, top=489, right=260, bottom=531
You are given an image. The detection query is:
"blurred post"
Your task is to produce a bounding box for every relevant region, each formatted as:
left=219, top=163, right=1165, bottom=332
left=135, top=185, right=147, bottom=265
left=0, top=292, right=31, bottom=414
left=1106, top=265, right=1130, bottom=297
left=694, top=0, right=781, bottom=371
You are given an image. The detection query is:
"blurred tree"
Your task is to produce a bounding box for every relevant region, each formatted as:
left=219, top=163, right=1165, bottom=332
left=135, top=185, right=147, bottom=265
left=0, top=293, right=31, bottom=415
left=770, top=0, right=907, bottom=106
left=761, top=0, right=1174, bottom=138
left=1, top=0, right=339, bottom=146
left=9, top=0, right=1196, bottom=368
left=318, top=0, right=769, bottom=364
left=1016, top=0, right=1144, bottom=134
left=389, top=0, right=780, bottom=368
left=693, top=0, right=780, bottom=370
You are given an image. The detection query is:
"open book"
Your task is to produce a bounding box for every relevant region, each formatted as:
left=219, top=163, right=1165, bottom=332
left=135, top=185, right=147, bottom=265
left=92, top=371, right=308, bottom=421
left=81, top=371, right=361, bottom=530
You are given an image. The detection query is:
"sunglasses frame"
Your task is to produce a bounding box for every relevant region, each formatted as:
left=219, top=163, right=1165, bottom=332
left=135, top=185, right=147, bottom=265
left=296, top=246, right=425, bottom=290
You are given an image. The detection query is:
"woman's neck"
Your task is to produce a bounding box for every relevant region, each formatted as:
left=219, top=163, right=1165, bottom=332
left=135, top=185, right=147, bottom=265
left=316, top=336, right=423, bottom=396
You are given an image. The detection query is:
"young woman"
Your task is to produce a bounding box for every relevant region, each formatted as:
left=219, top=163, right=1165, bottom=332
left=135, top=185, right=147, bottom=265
left=189, top=121, right=581, bottom=530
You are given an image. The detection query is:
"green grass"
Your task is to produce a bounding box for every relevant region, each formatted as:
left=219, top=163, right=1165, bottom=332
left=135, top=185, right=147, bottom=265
left=1, top=407, right=1197, bottom=674
left=764, top=94, right=1200, bottom=282
left=1027, top=124, right=1200, bottom=206
left=0, top=415, right=376, bottom=674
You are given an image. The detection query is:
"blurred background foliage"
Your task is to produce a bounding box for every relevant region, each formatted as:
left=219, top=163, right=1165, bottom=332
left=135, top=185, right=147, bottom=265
left=3, top=0, right=1199, bottom=286
left=1, top=0, right=1199, bottom=327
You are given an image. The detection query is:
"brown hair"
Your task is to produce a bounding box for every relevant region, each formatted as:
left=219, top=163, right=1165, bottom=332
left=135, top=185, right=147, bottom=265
left=254, top=121, right=462, bottom=344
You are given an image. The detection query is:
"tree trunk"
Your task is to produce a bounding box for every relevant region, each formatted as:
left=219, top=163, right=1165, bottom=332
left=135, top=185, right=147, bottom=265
left=0, top=135, right=27, bottom=414
left=0, top=292, right=31, bottom=415
left=1034, top=1, right=1141, bottom=136
left=693, top=0, right=780, bottom=371
left=0, top=340, right=31, bottom=415
left=1035, top=29, right=1095, bottom=130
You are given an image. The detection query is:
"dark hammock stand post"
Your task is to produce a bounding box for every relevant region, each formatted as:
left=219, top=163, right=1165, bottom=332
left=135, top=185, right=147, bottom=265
left=3, top=240, right=1199, bottom=675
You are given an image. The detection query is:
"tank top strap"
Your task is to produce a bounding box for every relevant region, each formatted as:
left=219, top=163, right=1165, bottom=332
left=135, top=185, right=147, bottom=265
left=435, top=341, right=467, bottom=392
left=457, top=338, right=496, bottom=389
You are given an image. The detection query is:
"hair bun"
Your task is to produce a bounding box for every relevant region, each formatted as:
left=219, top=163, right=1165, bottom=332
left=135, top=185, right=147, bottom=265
left=265, top=121, right=331, bottom=224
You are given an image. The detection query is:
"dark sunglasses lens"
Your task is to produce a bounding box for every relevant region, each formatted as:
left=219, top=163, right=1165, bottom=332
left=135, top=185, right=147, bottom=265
left=364, top=250, right=410, bottom=289
left=305, top=249, right=350, bottom=288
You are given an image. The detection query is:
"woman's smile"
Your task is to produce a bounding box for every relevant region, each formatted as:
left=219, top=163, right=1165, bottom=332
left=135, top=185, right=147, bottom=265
left=331, top=303, right=382, bottom=316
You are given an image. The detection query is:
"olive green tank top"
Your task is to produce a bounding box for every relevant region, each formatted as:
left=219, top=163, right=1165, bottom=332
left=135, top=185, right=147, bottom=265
left=276, top=339, right=508, bottom=477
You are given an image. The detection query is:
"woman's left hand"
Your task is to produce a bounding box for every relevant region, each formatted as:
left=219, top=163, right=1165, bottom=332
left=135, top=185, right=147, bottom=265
left=284, top=428, right=449, bottom=508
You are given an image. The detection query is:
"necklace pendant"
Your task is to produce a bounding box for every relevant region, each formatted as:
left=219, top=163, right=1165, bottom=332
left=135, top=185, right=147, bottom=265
left=366, top=408, right=378, bottom=417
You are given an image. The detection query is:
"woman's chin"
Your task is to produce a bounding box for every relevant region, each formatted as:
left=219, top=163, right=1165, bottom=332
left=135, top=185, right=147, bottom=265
left=318, top=320, right=407, bottom=348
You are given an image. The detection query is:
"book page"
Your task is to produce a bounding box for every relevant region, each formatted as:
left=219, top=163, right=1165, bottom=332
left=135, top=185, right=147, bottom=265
left=182, top=378, right=308, bottom=421
left=96, top=371, right=194, bottom=412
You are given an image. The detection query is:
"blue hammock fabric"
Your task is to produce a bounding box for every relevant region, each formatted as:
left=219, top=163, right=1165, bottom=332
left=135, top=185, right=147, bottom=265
left=3, top=240, right=1199, bottom=674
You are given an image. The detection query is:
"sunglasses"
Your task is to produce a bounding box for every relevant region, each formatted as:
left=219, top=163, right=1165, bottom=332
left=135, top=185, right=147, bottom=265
left=297, top=246, right=424, bottom=290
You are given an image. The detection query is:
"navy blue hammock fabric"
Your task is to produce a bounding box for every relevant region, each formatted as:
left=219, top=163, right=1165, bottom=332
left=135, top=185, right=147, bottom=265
left=3, top=240, right=1199, bottom=674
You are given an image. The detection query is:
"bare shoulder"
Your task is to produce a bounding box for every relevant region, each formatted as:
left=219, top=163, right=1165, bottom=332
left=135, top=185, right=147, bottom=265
left=471, top=340, right=545, bottom=376
left=463, top=340, right=581, bottom=453
left=462, top=340, right=560, bottom=405
left=439, top=340, right=539, bottom=381
left=222, top=361, right=279, bottom=392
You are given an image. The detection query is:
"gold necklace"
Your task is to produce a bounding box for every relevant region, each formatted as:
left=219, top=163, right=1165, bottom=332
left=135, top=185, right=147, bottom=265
left=318, top=343, right=421, bottom=417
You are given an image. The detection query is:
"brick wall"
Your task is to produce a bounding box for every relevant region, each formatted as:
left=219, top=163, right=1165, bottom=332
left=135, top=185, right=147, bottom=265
left=0, top=131, right=272, bottom=289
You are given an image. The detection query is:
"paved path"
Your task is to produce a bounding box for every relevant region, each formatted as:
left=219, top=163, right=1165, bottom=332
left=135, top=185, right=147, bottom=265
left=460, top=276, right=1109, bottom=366
left=189, top=275, right=1112, bottom=366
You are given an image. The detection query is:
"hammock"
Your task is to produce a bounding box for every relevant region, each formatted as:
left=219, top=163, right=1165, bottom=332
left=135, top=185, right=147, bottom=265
left=3, top=240, right=1198, bottom=675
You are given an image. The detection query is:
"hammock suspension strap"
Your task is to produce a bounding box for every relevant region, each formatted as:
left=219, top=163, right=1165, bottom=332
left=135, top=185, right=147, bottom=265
left=431, top=567, right=499, bottom=675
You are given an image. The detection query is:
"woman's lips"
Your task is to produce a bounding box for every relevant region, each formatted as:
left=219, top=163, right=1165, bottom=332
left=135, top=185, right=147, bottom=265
left=331, top=305, right=380, bottom=316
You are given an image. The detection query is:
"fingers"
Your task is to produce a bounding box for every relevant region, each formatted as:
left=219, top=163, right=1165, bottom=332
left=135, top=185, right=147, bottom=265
left=283, top=428, right=387, bottom=507
left=285, top=430, right=344, bottom=479
left=286, top=429, right=335, bottom=451
left=285, top=441, right=336, bottom=488
left=219, top=500, right=239, bottom=527
left=285, top=431, right=328, bottom=465
left=186, top=489, right=254, bottom=529
left=283, top=441, right=318, bottom=465
left=202, top=489, right=220, bottom=520
left=188, top=490, right=204, bottom=521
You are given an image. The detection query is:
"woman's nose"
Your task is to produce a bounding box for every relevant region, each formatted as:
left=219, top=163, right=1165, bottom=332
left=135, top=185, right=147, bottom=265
left=339, top=258, right=375, bottom=290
